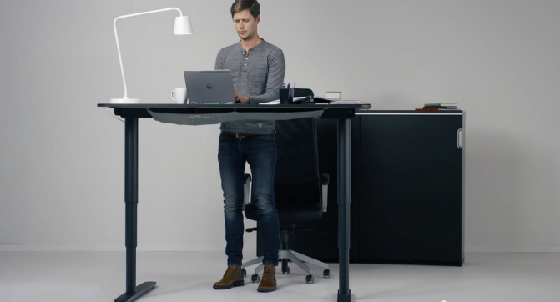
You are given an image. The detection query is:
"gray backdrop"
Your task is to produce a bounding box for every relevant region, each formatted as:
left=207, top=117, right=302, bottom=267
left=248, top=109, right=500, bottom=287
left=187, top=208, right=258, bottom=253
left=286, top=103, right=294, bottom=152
left=1, top=0, right=559, bottom=253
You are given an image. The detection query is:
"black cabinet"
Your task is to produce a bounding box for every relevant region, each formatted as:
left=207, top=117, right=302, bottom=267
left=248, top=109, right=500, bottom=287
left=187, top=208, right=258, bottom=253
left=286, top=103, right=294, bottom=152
left=357, top=112, right=464, bottom=266
left=276, top=111, right=465, bottom=266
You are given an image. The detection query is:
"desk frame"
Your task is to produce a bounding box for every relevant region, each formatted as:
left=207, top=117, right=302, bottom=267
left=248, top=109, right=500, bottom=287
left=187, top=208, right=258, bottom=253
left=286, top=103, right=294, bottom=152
left=98, top=104, right=367, bottom=302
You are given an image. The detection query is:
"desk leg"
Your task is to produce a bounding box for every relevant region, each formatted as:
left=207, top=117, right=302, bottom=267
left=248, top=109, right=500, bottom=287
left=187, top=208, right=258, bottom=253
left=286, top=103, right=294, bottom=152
left=115, top=118, right=156, bottom=302
left=337, top=118, right=351, bottom=302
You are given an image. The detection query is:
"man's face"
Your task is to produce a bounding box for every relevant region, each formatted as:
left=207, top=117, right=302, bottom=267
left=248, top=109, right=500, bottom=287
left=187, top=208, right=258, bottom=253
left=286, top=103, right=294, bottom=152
left=233, top=9, right=260, bottom=40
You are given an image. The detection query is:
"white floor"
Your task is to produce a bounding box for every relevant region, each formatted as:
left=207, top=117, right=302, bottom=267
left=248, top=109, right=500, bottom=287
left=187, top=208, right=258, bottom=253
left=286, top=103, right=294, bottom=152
left=1, top=251, right=559, bottom=302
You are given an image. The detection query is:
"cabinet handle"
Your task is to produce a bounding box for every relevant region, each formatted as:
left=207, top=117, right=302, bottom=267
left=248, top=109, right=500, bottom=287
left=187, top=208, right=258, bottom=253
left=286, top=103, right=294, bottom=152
left=457, top=128, right=463, bottom=149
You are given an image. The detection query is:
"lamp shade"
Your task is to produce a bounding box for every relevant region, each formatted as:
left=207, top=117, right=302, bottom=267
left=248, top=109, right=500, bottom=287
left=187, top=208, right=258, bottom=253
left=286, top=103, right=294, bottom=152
left=174, top=16, right=193, bottom=35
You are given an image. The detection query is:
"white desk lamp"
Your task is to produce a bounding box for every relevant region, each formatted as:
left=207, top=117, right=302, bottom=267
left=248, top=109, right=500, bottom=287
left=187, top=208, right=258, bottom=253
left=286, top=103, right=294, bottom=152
left=111, top=8, right=193, bottom=104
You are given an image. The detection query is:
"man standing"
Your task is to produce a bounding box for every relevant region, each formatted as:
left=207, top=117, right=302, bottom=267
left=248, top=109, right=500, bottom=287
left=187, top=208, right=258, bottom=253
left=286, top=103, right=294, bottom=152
left=212, top=0, right=285, bottom=293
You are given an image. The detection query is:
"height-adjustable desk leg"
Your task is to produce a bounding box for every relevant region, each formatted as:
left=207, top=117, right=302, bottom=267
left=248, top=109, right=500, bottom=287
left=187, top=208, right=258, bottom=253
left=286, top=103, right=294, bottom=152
left=115, top=118, right=156, bottom=302
left=337, top=118, right=352, bottom=302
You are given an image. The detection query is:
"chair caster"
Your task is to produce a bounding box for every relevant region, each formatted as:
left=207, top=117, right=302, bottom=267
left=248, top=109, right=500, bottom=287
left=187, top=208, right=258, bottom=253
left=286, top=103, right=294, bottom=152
left=281, top=259, right=290, bottom=274
left=305, top=274, right=314, bottom=284
left=242, top=269, right=246, bottom=278
left=251, top=274, right=261, bottom=284
left=323, top=269, right=330, bottom=278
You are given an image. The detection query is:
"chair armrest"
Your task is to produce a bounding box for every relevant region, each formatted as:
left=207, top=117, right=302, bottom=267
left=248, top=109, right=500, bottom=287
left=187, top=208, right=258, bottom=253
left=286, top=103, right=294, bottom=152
left=321, top=174, right=330, bottom=212
left=244, top=173, right=252, bottom=205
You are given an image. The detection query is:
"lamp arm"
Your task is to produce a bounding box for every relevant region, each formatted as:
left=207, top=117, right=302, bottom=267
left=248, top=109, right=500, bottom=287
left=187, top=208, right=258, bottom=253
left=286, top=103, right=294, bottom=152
left=113, top=8, right=184, bottom=99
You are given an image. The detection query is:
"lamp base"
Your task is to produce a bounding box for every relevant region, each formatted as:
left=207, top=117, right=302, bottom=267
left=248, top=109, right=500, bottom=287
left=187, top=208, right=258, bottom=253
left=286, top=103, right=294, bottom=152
left=110, top=97, right=140, bottom=104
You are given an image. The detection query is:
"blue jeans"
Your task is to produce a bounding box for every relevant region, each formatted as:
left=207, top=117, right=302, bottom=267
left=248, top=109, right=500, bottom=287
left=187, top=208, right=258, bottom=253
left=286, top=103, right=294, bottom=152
left=218, top=133, right=280, bottom=266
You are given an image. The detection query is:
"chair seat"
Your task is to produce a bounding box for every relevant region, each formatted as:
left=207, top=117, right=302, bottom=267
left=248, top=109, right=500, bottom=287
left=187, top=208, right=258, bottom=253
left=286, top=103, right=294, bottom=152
left=244, top=202, right=323, bottom=225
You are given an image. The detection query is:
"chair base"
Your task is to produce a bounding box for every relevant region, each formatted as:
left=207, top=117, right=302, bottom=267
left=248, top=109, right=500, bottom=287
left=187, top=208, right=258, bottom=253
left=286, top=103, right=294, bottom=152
left=242, top=249, right=330, bottom=283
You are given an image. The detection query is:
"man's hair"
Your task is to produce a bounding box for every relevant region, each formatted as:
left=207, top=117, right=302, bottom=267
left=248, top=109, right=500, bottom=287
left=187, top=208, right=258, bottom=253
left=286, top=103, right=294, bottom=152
left=230, top=0, right=260, bottom=19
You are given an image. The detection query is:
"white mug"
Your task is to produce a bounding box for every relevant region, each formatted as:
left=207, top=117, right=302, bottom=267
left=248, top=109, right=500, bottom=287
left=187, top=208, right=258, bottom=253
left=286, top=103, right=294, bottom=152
left=171, top=88, right=188, bottom=104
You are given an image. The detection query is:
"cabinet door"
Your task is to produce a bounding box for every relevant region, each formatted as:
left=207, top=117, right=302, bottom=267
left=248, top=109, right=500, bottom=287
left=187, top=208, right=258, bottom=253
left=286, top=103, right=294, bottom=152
left=359, top=114, right=463, bottom=265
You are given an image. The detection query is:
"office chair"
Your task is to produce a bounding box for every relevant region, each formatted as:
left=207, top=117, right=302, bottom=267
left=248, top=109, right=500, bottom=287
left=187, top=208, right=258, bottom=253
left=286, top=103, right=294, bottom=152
left=241, top=118, right=330, bottom=284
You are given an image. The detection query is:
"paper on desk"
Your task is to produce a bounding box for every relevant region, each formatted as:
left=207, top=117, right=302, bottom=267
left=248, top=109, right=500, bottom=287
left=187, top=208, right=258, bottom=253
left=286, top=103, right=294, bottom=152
left=259, top=98, right=366, bottom=105
left=329, top=100, right=366, bottom=104
left=259, top=97, right=306, bottom=105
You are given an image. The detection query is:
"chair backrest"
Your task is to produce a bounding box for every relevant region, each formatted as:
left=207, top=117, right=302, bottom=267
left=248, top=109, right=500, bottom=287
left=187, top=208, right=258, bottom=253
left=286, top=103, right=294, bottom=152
left=274, top=118, right=321, bottom=205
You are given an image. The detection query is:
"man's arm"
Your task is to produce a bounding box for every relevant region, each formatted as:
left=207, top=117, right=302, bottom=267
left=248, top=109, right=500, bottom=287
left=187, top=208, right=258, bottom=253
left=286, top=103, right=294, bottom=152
left=216, top=48, right=242, bottom=101
left=248, top=49, right=286, bottom=104
left=214, top=48, right=225, bottom=70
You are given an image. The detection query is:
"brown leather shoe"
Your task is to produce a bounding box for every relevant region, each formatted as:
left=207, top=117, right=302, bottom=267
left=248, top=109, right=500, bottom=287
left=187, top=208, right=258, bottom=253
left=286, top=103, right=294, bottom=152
left=257, top=263, right=277, bottom=293
left=213, top=265, right=245, bottom=289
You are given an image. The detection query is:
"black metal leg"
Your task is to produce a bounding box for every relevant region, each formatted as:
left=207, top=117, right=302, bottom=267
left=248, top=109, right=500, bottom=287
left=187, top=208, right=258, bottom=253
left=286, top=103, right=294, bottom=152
left=115, top=118, right=156, bottom=302
left=337, top=118, right=351, bottom=302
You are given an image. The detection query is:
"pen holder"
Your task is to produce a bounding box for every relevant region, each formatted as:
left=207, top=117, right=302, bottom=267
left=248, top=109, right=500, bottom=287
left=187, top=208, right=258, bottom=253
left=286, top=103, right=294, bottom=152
left=280, top=88, right=294, bottom=104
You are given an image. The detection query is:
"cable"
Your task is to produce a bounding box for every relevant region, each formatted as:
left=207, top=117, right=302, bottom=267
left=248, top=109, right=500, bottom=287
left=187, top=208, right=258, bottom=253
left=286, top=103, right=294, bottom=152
left=107, top=107, right=124, bottom=123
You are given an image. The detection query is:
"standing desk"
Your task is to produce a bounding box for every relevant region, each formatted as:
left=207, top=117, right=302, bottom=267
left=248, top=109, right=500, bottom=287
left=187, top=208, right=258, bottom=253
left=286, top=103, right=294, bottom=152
left=97, top=103, right=371, bottom=302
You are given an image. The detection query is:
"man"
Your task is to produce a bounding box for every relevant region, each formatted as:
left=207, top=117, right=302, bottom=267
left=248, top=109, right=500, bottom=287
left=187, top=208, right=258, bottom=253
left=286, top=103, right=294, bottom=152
left=212, top=0, right=285, bottom=293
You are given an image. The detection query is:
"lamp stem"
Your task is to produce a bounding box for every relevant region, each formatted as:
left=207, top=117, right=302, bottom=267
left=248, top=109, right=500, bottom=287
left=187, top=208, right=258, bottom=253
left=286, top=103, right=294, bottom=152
left=113, top=19, right=128, bottom=99
left=113, top=8, right=184, bottom=99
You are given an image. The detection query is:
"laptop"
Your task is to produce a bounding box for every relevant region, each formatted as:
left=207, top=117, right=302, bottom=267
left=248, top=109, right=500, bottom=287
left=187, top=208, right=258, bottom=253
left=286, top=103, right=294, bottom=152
left=184, top=70, right=236, bottom=104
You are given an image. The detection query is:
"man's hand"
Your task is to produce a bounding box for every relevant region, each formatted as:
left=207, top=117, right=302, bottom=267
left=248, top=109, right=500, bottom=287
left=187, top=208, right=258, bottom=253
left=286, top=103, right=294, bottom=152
left=235, top=93, right=250, bottom=104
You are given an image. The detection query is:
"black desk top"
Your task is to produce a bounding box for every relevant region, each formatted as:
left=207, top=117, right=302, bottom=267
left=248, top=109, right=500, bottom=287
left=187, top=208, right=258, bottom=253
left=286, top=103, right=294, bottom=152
left=97, top=103, right=370, bottom=109
left=356, top=109, right=463, bottom=114
left=98, top=102, right=371, bottom=119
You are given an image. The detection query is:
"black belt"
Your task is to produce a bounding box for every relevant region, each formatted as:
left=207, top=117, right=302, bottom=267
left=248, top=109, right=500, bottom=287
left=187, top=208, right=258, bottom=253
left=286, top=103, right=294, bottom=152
left=221, top=131, right=260, bottom=138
